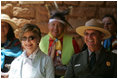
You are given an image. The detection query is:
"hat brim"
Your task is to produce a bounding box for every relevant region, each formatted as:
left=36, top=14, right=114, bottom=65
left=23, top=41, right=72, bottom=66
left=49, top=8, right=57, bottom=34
left=1, top=19, right=17, bottom=30
left=76, top=26, right=111, bottom=39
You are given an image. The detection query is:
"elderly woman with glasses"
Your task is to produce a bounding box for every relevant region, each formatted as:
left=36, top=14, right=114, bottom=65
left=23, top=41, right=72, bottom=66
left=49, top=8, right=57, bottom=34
left=9, top=24, right=54, bottom=78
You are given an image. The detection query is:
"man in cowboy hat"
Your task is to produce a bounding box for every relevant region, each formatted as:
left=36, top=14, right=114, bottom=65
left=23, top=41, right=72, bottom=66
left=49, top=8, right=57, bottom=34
left=64, top=19, right=117, bottom=78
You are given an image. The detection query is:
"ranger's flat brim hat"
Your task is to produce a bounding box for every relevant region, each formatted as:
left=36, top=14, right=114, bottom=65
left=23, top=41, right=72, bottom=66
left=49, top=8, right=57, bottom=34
left=76, top=19, right=111, bottom=39
left=1, top=14, right=17, bottom=30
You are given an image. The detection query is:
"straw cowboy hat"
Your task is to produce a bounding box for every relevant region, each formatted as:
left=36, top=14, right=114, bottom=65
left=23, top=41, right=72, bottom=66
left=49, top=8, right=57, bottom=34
left=1, top=14, right=17, bottom=30
left=76, top=19, right=111, bottom=39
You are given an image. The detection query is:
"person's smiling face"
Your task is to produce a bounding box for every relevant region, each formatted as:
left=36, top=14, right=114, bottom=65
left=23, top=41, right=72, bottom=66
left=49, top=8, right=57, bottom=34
left=48, top=21, right=65, bottom=38
left=21, top=31, right=39, bottom=54
left=84, top=29, right=103, bottom=51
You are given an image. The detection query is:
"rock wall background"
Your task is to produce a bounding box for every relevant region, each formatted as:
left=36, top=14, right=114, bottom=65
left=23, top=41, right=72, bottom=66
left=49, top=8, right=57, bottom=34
left=1, top=1, right=117, bottom=49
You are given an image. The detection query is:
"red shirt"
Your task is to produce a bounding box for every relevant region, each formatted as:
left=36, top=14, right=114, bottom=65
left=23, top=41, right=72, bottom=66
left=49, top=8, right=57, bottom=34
left=49, top=37, right=80, bottom=54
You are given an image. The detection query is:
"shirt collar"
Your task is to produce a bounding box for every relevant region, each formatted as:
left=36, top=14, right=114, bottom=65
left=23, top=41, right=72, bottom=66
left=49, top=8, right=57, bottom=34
left=88, top=48, right=102, bottom=56
left=88, top=47, right=102, bottom=60
left=22, top=48, right=39, bottom=60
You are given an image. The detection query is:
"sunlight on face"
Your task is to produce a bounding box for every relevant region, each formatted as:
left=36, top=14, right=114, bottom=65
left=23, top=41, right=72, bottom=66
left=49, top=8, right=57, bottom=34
left=84, top=29, right=103, bottom=50
left=21, top=31, right=38, bottom=54
left=48, top=21, right=65, bottom=38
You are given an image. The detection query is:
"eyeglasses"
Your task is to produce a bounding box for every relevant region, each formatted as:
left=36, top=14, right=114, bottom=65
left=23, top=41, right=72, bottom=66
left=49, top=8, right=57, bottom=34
left=21, top=36, right=35, bottom=41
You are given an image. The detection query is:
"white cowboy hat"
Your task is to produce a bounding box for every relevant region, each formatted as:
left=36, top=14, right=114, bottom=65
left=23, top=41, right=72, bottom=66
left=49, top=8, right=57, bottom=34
left=76, top=19, right=111, bottom=39
left=1, top=14, right=17, bottom=30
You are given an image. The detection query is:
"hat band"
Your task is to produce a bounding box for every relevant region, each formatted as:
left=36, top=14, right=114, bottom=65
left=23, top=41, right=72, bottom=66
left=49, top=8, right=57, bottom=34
left=49, top=19, right=65, bottom=24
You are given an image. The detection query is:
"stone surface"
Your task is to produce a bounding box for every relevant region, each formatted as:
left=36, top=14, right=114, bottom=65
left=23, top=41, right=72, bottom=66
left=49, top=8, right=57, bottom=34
left=35, top=6, right=49, bottom=23
left=12, top=18, right=32, bottom=28
left=13, top=7, right=35, bottom=19
left=1, top=1, right=18, bottom=6
left=1, top=1, right=117, bottom=35
left=80, top=1, right=104, bottom=7
left=72, top=7, right=96, bottom=18
left=99, top=7, right=117, bottom=19
left=37, top=22, right=49, bottom=33
left=68, top=17, right=87, bottom=29
left=63, top=1, right=79, bottom=6
left=1, top=4, right=13, bottom=16
left=106, top=1, right=117, bottom=7
left=46, top=1, right=63, bottom=5
left=19, top=1, right=44, bottom=4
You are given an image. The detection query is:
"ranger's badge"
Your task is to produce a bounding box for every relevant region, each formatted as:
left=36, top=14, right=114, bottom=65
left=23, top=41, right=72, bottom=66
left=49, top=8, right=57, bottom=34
left=106, top=61, right=111, bottom=67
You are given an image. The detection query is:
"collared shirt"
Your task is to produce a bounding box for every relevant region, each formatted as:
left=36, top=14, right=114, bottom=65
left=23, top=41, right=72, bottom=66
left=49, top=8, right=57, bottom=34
left=21, top=48, right=39, bottom=77
left=22, top=48, right=38, bottom=60
left=88, top=48, right=102, bottom=61
left=9, top=48, right=54, bottom=78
